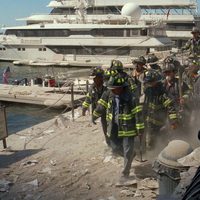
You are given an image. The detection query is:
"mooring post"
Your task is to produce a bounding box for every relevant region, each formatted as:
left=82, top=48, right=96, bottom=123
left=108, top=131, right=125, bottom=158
left=71, top=83, right=75, bottom=122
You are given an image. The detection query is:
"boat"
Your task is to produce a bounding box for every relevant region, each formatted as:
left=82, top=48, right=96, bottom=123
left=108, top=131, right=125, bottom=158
left=46, top=0, right=200, bottom=47
left=0, top=0, right=173, bottom=67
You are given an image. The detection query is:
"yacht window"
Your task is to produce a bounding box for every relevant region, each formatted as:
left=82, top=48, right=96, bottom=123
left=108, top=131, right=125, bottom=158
left=92, top=29, right=124, bottom=37
left=17, top=48, right=21, bottom=51
left=0, top=48, right=2, bottom=50
left=140, top=29, right=147, bottom=36
left=43, top=48, right=46, bottom=51
left=148, top=27, right=168, bottom=37
left=93, top=47, right=104, bottom=54
left=87, top=7, right=120, bottom=15
left=76, top=48, right=92, bottom=55
left=3, top=48, right=6, bottom=51
left=130, top=30, right=139, bottom=36
left=5, top=29, right=70, bottom=37
left=39, top=48, right=42, bottom=51
left=105, top=48, right=130, bottom=55
left=22, top=48, right=25, bottom=51
left=69, top=31, right=91, bottom=35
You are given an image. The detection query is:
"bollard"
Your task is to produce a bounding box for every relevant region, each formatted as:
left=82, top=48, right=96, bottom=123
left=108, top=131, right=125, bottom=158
left=153, top=140, right=193, bottom=198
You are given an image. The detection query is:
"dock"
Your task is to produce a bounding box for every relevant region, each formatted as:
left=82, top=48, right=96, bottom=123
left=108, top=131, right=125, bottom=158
left=0, top=84, right=86, bottom=108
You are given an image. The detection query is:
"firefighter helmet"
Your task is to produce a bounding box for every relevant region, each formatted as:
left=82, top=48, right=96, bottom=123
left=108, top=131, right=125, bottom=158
left=163, top=56, right=181, bottom=68
left=133, top=56, right=146, bottom=65
left=107, top=74, right=128, bottom=88
left=162, top=63, right=177, bottom=73
left=90, top=66, right=104, bottom=77
left=144, top=69, right=162, bottom=83
left=111, top=60, right=123, bottom=71
left=147, top=54, right=159, bottom=64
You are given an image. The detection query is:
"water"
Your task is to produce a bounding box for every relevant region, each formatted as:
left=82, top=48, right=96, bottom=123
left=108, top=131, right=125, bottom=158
left=0, top=62, right=90, bottom=134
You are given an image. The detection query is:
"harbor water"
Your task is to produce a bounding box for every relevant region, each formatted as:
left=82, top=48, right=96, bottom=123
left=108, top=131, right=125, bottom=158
left=0, top=62, right=90, bottom=134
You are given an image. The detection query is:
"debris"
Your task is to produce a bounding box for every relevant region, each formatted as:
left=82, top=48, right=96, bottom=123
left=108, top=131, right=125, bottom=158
left=178, top=147, right=200, bottom=167
left=8, top=175, right=19, bottom=183
left=103, top=155, right=112, bottom=163
left=107, top=196, right=117, bottom=200
left=43, top=130, right=54, bottom=134
left=120, top=189, right=135, bottom=196
left=26, top=179, right=38, bottom=187
left=50, top=159, right=57, bottom=166
left=0, top=179, right=12, bottom=192
left=115, top=176, right=137, bottom=187
left=138, top=178, right=158, bottom=190
left=134, top=189, right=143, bottom=197
left=38, top=167, right=52, bottom=175
left=21, top=160, right=38, bottom=167
left=86, top=182, right=91, bottom=190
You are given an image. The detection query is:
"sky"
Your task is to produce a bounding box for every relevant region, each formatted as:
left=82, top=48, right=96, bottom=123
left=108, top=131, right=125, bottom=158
left=0, top=0, right=50, bottom=27
left=0, top=0, right=200, bottom=27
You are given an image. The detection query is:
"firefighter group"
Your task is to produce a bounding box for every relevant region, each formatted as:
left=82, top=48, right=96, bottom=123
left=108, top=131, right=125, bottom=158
left=82, top=27, right=200, bottom=185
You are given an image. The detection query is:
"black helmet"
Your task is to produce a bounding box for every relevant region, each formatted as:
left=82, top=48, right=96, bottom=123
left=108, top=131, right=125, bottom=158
left=162, top=63, right=177, bottom=73
left=89, top=66, right=104, bottom=77
left=147, top=54, right=159, bottom=64
left=163, top=56, right=181, bottom=68
left=133, top=56, right=146, bottom=65
left=144, top=70, right=162, bottom=83
left=111, top=60, right=123, bottom=71
left=107, top=74, right=128, bottom=89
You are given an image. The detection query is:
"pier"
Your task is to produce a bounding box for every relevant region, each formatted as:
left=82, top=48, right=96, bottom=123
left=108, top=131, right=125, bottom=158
left=0, top=84, right=86, bottom=108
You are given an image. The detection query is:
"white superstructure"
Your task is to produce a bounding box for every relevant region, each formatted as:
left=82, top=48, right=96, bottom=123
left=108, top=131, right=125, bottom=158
left=22, top=0, right=198, bottom=45
left=0, top=0, right=174, bottom=66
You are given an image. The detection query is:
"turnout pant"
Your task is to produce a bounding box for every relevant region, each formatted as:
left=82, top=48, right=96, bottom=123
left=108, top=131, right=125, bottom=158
left=110, top=123, right=135, bottom=176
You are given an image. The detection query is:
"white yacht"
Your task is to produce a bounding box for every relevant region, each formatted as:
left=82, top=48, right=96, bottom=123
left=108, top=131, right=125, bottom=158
left=0, top=0, right=173, bottom=67
left=23, top=0, right=199, bottom=46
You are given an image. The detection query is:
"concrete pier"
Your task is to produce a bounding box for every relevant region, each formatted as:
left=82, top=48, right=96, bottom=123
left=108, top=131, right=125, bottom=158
left=0, top=84, right=85, bottom=108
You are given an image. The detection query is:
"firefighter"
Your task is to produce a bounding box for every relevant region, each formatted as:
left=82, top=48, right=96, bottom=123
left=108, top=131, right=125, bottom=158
left=162, top=62, right=190, bottom=108
left=92, top=74, right=144, bottom=184
left=182, top=61, right=200, bottom=92
left=143, top=69, right=179, bottom=149
left=146, top=54, right=161, bottom=71
left=162, top=61, right=191, bottom=128
left=82, top=66, right=109, bottom=145
left=181, top=27, right=200, bottom=59
left=131, top=56, right=147, bottom=104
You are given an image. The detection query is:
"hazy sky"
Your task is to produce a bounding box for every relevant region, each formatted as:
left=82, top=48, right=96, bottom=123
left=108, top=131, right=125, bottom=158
left=0, top=0, right=50, bottom=26
left=0, top=0, right=200, bottom=27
